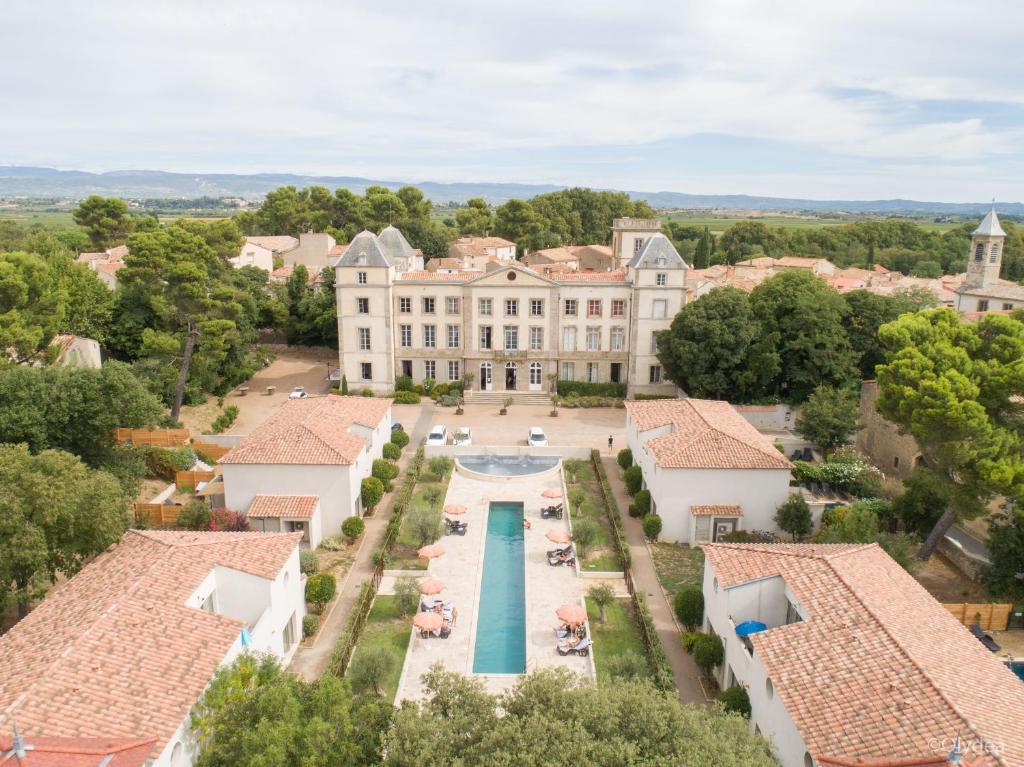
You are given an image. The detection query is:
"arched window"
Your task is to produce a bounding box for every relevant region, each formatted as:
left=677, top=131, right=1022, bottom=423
left=765, top=677, right=775, bottom=699
left=974, top=242, right=984, bottom=262
left=804, top=753, right=815, bottom=767
left=170, top=743, right=185, bottom=767
left=990, top=243, right=1000, bottom=263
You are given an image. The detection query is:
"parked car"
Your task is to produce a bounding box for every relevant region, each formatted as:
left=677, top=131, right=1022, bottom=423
left=288, top=386, right=308, bottom=399
left=527, top=426, right=548, bottom=447
left=425, top=425, right=448, bottom=446
left=452, top=427, right=473, bottom=446
left=392, top=422, right=404, bottom=432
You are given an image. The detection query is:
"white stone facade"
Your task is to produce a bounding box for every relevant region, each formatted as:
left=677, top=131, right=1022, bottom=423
left=335, top=219, right=688, bottom=397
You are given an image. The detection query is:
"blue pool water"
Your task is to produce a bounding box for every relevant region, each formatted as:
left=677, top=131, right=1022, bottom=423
left=1010, top=662, right=1024, bottom=683
left=472, top=502, right=526, bottom=674
left=458, top=455, right=559, bottom=476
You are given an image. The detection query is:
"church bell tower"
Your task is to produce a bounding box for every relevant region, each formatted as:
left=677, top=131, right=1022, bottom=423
left=965, top=207, right=1005, bottom=289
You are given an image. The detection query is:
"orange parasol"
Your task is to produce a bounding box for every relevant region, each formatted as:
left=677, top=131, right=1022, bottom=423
left=546, top=529, right=571, bottom=544
left=417, top=544, right=446, bottom=559
left=444, top=503, right=467, bottom=516
left=556, top=604, right=587, bottom=626
left=413, top=612, right=444, bottom=631
left=541, top=488, right=563, bottom=499
left=418, top=578, right=445, bottom=595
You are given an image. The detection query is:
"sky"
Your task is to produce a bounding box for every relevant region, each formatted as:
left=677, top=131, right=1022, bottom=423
left=2, top=0, right=1023, bottom=202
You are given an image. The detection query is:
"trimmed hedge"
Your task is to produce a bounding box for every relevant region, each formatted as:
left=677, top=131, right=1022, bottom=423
left=210, top=405, right=240, bottom=434
left=341, top=516, right=365, bottom=543
left=299, top=549, right=319, bottom=575
left=327, top=580, right=377, bottom=677
left=719, top=685, right=751, bottom=717
left=556, top=380, right=626, bottom=398
left=302, top=614, right=320, bottom=638
left=382, top=442, right=401, bottom=461
left=305, top=573, right=336, bottom=613
left=617, top=448, right=633, bottom=469
left=623, top=465, right=643, bottom=496
left=642, top=513, right=662, bottom=541
left=673, top=587, right=704, bottom=631
left=390, top=429, right=410, bottom=448
left=392, top=391, right=421, bottom=404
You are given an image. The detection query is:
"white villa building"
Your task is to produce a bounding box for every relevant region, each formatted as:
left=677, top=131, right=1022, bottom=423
left=624, top=398, right=796, bottom=543
left=334, top=218, right=687, bottom=397
left=954, top=208, right=1024, bottom=313
left=219, top=395, right=392, bottom=545
left=701, top=542, right=1024, bottom=767
left=0, top=530, right=306, bottom=767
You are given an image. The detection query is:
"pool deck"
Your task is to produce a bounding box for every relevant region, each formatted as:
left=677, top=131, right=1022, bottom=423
left=391, top=462, right=595, bottom=702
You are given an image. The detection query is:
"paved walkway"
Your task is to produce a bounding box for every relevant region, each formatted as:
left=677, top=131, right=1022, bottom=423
left=290, top=402, right=435, bottom=680
left=600, top=455, right=707, bottom=704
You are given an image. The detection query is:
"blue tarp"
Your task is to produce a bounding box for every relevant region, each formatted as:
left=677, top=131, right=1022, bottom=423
left=735, top=620, right=768, bottom=638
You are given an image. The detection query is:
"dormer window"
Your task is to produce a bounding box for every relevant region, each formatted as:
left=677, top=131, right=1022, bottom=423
left=357, top=254, right=367, bottom=265
left=656, top=257, right=666, bottom=267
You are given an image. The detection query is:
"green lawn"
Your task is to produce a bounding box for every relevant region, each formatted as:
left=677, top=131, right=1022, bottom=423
left=585, top=596, right=652, bottom=686
left=650, top=543, right=705, bottom=595
left=347, top=595, right=411, bottom=701
left=389, top=469, right=452, bottom=570
left=566, top=459, right=623, bottom=572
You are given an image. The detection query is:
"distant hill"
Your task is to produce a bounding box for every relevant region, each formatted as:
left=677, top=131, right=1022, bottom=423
left=1, top=165, right=1020, bottom=215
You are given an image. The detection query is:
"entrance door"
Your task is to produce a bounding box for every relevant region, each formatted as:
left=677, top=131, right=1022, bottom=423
left=610, top=362, right=622, bottom=383
left=529, top=362, right=542, bottom=391
left=505, top=362, right=517, bottom=390
left=480, top=362, right=492, bottom=391
left=712, top=518, right=738, bottom=542
left=401, top=359, right=413, bottom=377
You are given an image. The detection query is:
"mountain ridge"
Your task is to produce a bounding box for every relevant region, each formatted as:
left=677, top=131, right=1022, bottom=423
left=1, top=165, right=1020, bottom=215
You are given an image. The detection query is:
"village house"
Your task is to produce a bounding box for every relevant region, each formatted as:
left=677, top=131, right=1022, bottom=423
left=447, top=235, right=517, bottom=268
left=219, top=395, right=393, bottom=546
left=76, top=244, right=128, bottom=289
left=701, top=542, right=1024, bottom=767
left=624, top=398, right=796, bottom=543
left=0, top=530, right=306, bottom=767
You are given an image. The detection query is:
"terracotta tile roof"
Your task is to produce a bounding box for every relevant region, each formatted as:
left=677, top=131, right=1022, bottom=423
left=690, top=504, right=741, bottom=517
left=247, top=494, right=319, bottom=519
left=397, top=270, right=477, bottom=282
left=701, top=543, right=1023, bottom=767
left=449, top=236, right=516, bottom=258
left=555, top=268, right=628, bottom=283
left=0, top=735, right=157, bottom=767
left=624, top=398, right=792, bottom=470
left=0, top=531, right=301, bottom=760
left=221, top=395, right=391, bottom=465
left=92, top=261, right=124, bottom=276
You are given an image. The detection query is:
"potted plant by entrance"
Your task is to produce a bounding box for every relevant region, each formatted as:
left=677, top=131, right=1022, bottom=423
left=550, top=402, right=559, bottom=417
left=500, top=396, right=513, bottom=415
left=456, top=397, right=465, bottom=416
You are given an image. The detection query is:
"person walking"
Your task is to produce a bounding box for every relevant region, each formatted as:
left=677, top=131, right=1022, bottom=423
left=608, top=434, right=613, bottom=453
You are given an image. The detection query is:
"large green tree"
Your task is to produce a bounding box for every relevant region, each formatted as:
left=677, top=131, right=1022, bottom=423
left=0, top=361, right=164, bottom=466
left=794, top=384, right=859, bottom=457
left=455, top=197, right=494, bottom=236
left=493, top=199, right=545, bottom=254
left=72, top=195, right=132, bottom=248
left=876, top=309, right=1024, bottom=559
left=0, top=444, right=130, bottom=616
left=749, top=270, right=858, bottom=402
left=191, top=654, right=390, bottom=767
left=843, top=288, right=937, bottom=379
left=384, top=665, right=775, bottom=767
left=0, top=251, right=63, bottom=362
left=656, top=287, right=777, bottom=401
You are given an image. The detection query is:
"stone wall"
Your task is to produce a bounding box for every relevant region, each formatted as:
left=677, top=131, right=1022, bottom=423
left=856, top=380, right=921, bottom=479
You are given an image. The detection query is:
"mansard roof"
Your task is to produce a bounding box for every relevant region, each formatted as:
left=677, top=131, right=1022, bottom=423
left=378, top=225, right=417, bottom=261
left=335, top=230, right=392, bottom=268
left=627, top=232, right=688, bottom=270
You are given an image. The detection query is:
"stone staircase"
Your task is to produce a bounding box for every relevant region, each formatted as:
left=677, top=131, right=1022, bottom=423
left=463, top=389, right=552, bottom=406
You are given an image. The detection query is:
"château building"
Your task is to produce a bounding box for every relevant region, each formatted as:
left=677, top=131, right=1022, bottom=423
left=334, top=218, right=686, bottom=396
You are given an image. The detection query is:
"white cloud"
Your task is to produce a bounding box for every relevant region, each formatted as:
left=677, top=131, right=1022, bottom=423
left=1, top=0, right=1022, bottom=199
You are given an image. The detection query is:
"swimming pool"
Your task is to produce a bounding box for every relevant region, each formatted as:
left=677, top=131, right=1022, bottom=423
left=458, top=455, right=559, bottom=477
left=472, top=502, right=526, bottom=674
left=1009, top=661, right=1024, bottom=683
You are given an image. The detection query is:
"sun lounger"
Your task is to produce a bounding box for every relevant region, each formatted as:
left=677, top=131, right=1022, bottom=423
left=445, top=518, right=468, bottom=536
left=556, top=636, right=592, bottom=656
left=970, top=623, right=1001, bottom=653
left=548, top=553, right=576, bottom=567
left=541, top=503, right=563, bottom=519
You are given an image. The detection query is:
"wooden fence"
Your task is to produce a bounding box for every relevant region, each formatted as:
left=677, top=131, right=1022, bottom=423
left=175, top=470, right=216, bottom=490
left=115, top=427, right=190, bottom=446
left=192, top=440, right=231, bottom=462
left=943, top=602, right=1013, bottom=631
left=134, top=502, right=184, bottom=526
